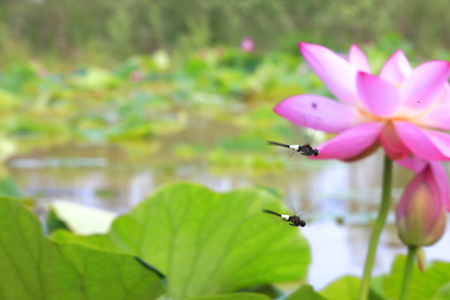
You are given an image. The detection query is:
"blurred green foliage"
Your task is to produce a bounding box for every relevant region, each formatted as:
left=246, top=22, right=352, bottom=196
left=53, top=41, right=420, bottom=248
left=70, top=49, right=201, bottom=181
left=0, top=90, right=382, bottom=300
left=2, top=0, right=450, bottom=63
left=0, top=177, right=21, bottom=197
left=0, top=41, right=443, bottom=172
left=0, top=46, right=320, bottom=166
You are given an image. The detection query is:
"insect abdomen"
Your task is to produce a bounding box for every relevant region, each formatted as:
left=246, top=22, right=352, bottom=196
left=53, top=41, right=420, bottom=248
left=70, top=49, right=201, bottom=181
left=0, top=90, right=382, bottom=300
left=262, top=209, right=281, bottom=217
left=267, top=141, right=290, bottom=148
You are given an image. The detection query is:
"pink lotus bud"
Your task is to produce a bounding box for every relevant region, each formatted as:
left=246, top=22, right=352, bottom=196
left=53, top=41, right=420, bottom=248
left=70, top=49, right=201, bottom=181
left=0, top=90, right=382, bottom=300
left=130, top=71, right=144, bottom=82
left=396, top=163, right=448, bottom=246
left=240, top=37, right=254, bottom=53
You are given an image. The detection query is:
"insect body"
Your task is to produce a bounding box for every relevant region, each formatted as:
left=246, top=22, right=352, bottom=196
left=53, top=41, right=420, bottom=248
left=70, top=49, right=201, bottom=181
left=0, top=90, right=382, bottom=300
left=267, top=141, right=319, bottom=157
left=262, top=209, right=306, bottom=227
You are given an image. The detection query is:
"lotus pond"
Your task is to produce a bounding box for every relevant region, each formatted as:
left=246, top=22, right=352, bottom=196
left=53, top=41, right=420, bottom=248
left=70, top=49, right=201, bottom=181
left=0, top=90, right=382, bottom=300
left=1, top=45, right=450, bottom=299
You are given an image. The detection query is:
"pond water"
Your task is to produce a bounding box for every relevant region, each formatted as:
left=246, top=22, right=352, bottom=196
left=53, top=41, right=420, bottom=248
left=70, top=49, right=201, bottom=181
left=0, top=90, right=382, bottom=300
left=6, top=127, right=450, bottom=290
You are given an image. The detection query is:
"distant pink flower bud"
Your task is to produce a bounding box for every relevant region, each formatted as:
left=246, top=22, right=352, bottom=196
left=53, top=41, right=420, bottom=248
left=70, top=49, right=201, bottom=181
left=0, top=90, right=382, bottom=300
left=241, top=37, right=254, bottom=53
left=130, top=71, right=144, bottom=82
left=396, top=163, right=448, bottom=246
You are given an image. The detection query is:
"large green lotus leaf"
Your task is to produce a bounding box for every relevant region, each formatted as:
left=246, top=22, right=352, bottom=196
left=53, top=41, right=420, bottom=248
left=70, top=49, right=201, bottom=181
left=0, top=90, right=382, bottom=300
left=383, top=255, right=450, bottom=300
left=285, top=285, right=327, bottom=300
left=318, top=276, right=384, bottom=300
left=184, top=292, right=271, bottom=300
left=239, top=283, right=282, bottom=299
left=319, top=276, right=359, bottom=300
left=0, top=197, right=165, bottom=300
left=432, top=282, right=450, bottom=300
left=53, top=182, right=310, bottom=299
left=51, top=229, right=115, bottom=250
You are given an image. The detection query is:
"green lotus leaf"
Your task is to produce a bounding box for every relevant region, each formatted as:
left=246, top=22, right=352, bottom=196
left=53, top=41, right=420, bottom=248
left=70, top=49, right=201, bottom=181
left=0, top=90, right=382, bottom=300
left=0, top=197, right=165, bottom=300
left=285, top=285, right=327, bottom=300
left=52, top=182, right=310, bottom=299
left=432, top=282, right=450, bottom=300
left=317, top=275, right=384, bottom=300
left=184, top=292, right=271, bottom=300
left=383, top=255, right=450, bottom=300
left=319, top=275, right=360, bottom=300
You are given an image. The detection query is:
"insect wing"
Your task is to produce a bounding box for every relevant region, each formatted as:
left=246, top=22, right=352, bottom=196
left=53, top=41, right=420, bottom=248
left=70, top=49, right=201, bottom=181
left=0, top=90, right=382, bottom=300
left=288, top=149, right=297, bottom=159
left=308, top=116, right=321, bottom=146
left=288, top=197, right=298, bottom=216
left=297, top=115, right=321, bottom=146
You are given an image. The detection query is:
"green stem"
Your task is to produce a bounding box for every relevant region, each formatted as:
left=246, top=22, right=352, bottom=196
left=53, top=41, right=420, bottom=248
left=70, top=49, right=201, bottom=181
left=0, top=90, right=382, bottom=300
left=358, top=155, right=393, bottom=300
left=399, top=246, right=418, bottom=300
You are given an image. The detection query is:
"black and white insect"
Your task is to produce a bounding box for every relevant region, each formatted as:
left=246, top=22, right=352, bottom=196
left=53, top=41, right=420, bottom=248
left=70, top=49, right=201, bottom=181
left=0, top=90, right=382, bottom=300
left=268, top=116, right=320, bottom=157
left=263, top=198, right=319, bottom=228
left=267, top=141, right=319, bottom=157
left=262, top=209, right=306, bottom=227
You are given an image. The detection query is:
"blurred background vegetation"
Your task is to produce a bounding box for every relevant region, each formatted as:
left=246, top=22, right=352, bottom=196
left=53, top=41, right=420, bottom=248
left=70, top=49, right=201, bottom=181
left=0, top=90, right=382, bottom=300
left=2, top=0, right=450, bottom=65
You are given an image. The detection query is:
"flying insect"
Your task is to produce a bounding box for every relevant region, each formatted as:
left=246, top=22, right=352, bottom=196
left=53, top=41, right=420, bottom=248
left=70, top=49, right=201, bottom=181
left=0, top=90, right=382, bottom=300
left=263, top=199, right=320, bottom=227
left=267, top=141, right=319, bottom=157
left=262, top=209, right=306, bottom=227
left=268, top=116, right=320, bottom=157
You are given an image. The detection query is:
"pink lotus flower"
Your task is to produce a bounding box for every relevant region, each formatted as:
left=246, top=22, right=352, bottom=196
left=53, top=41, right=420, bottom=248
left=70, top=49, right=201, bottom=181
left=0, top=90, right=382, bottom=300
left=274, top=42, right=450, bottom=161
left=396, top=161, right=448, bottom=246
left=241, top=37, right=254, bottom=53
